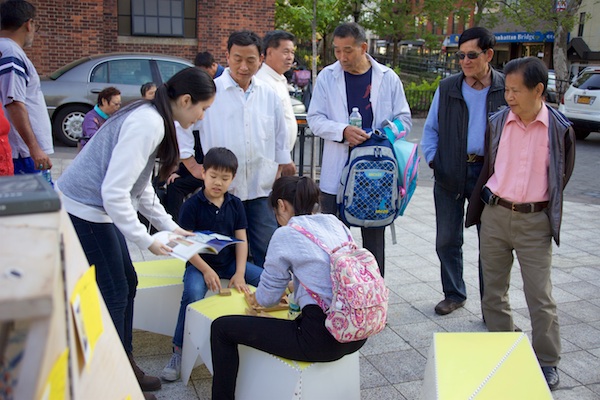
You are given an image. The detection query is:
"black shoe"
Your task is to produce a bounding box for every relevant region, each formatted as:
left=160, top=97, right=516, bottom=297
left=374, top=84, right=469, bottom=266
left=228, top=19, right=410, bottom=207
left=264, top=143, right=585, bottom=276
left=434, top=298, right=466, bottom=315
left=541, top=366, right=559, bottom=390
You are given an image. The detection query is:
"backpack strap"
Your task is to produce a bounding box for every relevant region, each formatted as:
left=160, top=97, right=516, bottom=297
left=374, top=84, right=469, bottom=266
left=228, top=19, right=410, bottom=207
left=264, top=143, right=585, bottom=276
left=289, top=222, right=354, bottom=254
left=288, top=222, right=354, bottom=311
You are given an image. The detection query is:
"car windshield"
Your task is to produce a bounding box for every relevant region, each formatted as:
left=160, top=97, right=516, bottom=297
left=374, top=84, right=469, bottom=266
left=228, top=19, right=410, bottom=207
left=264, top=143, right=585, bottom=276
left=573, top=72, right=600, bottom=90
left=47, top=57, right=91, bottom=80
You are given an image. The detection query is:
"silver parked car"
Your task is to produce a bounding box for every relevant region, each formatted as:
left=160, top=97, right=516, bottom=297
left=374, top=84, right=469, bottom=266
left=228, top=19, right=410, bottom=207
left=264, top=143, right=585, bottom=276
left=41, top=53, right=193, bottom=146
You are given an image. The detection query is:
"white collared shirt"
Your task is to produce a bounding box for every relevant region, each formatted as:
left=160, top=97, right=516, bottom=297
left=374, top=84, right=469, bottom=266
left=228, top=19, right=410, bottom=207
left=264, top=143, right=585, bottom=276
left=307, top=54, right=412, bottom=195
left=256, top=63, right=298, bottom=150
left=196, top=69, right=291, bottom=201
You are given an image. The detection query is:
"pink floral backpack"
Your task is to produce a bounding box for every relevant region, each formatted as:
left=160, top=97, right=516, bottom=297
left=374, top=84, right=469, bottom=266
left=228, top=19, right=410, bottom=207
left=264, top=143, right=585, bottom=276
left=289, top=223, right=389, bottom=343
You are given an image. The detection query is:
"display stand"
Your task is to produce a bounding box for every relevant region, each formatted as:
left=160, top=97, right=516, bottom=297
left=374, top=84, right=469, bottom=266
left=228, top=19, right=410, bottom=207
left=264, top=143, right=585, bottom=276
left=0, top=208, right=142, bottom=400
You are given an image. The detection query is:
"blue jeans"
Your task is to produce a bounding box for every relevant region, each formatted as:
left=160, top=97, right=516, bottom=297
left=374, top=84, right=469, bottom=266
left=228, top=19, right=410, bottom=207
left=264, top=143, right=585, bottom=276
left=243, top=197, right=277, bottom=267
left=172, top=261, right=263, bottom=347
left=434, top=162, right=483, bottom=303
left=69, top=214, right=137, bottom=354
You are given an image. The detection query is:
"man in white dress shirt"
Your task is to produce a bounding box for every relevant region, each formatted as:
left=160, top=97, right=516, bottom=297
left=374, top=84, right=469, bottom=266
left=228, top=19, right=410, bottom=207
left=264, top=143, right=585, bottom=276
left=256, top=30, right=297, bottom=177
left=198, top=30, right=291, bottom=267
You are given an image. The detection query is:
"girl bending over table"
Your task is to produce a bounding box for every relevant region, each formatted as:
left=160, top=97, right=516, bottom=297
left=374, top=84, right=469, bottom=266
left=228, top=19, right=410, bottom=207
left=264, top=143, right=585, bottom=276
left=210, top=176, right=366, bottom=399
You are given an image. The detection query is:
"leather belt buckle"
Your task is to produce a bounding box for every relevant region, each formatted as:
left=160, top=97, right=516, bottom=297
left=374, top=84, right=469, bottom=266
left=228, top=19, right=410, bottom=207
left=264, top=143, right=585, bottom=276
left=467, top=154, right=484, bottom=163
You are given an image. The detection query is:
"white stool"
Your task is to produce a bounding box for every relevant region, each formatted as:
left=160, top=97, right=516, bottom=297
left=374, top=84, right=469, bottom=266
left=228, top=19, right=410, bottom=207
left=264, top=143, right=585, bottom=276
left=133, top=259, right=185, bottom=336
left=180, top=291, right=361, bottom=399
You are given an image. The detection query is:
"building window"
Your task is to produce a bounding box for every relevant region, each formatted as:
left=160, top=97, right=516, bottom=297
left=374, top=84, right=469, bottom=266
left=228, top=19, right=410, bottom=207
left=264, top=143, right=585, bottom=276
left=118, top=0, right=196, bottom=38
left=132, top=0, right=183, bottom=36
left=578, top=12, right=586, bottom=37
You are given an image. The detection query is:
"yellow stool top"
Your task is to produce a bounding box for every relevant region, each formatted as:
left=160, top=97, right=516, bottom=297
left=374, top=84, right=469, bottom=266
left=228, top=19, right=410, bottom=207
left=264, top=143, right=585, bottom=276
left=134, top=259, right=186, bottom=289
left=433, top=332, right=552, bottom=399
left=189, top=288, right=312, bottom=370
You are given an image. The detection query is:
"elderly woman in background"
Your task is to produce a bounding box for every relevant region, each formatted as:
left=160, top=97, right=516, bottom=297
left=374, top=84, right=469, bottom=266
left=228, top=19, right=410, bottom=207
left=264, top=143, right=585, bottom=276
left=79, top=86, right=121, bottom=150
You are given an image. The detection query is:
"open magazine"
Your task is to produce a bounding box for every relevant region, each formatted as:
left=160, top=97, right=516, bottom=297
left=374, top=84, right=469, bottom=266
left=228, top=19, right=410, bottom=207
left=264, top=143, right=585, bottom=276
left=152, top=230, right=242, bottom=261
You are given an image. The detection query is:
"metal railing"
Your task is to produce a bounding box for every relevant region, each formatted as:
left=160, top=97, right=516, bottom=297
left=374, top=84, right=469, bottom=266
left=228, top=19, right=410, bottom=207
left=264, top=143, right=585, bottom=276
left=293, top=114, right=323, bottom=180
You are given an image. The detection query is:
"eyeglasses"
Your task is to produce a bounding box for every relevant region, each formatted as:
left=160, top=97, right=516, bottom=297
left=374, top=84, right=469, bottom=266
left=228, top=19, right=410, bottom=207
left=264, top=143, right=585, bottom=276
left=111, top=101, right=122, bottom=107
left=455, top=50, right=486, bottom=60
left=29, top=19, right=41, bottom=33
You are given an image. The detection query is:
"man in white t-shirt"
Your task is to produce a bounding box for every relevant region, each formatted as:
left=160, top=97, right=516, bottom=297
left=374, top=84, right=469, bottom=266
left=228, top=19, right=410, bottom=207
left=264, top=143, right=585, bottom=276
left=198, top=30, right=291, bottom=267
left=0, top=0, right=53, bottom=175
left=256, top=30, right=297, bottom=177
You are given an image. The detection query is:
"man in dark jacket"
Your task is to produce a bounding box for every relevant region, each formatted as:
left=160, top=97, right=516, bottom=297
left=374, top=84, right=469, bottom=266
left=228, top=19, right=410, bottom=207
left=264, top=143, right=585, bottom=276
left=466, top=57, right=575, bottom=390
left=421, top=27, right=507, bottom=315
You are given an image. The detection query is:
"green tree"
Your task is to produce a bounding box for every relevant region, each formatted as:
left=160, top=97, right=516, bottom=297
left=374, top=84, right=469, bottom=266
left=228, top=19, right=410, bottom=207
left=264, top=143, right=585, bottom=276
left=275, top=0, right=349, bottom=67
left=498, top=0, right=584, bottom=94
left=361, top=0, right=415, bottom=67
left=362, top=0, right=476, bottom=66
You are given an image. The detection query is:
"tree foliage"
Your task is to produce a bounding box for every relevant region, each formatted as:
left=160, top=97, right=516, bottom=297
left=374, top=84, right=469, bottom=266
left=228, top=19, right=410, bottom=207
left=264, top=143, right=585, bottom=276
left=275, top=0, right=349, bottom=66
left=360, top=0, right=476, bottom=65
left=497, top=0, right=583, bottom=93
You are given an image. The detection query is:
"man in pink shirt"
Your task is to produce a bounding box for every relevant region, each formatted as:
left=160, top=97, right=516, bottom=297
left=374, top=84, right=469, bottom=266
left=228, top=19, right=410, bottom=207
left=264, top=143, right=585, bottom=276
left=466, top=57, right=575, bottom=390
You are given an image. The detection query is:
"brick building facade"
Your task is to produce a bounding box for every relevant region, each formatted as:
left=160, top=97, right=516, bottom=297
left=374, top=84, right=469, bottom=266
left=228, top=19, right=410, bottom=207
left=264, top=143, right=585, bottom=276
left=28, top=0, right=275, bottom=76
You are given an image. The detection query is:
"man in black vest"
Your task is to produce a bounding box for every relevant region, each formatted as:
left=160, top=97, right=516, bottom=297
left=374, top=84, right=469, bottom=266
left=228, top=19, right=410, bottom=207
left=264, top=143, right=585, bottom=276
left=420, top=27, right=507, bottom=315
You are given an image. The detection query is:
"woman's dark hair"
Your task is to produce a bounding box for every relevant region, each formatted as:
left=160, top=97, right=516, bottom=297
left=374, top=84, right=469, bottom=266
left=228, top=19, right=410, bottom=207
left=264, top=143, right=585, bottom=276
left=97, top=87, right=121, bottom=106
left=203, top=147, right=238, bottom=175
left=504, top=56, right=548, bottom=93
left=140, top=82, right=156, bottom=97
left=153, top=67, right=216, bottom=180
left=269, top=176, right=320, bottom=216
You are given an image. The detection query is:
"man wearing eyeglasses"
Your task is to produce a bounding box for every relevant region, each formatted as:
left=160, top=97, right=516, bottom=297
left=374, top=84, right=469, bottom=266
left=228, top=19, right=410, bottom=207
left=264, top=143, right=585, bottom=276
left=421, top=27, right=507, bottom=316
left=0, top=0, right=54, bottom=176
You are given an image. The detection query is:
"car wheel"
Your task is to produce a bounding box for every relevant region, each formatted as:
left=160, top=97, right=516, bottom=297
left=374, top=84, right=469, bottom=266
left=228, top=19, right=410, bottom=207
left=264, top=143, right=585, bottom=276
left=574, top=128, right=591, bottom=140
left=52, top=105, right=92, bottom=147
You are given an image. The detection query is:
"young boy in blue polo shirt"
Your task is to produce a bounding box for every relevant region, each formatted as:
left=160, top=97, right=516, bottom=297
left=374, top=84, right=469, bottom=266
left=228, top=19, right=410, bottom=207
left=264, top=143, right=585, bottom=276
left=161, top=147, right=263, bottom=381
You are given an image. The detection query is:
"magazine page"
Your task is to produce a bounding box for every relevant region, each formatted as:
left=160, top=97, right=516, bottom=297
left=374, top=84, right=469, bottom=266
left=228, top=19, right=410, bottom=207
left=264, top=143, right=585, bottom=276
left=152, top=231, right=241, bottom=261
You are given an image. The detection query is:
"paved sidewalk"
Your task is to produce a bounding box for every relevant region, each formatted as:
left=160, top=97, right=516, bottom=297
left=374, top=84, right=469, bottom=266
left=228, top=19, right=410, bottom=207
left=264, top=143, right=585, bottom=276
left=123, top=185, right=600, bottom=400
left=49, top=144, right=600, bottom=400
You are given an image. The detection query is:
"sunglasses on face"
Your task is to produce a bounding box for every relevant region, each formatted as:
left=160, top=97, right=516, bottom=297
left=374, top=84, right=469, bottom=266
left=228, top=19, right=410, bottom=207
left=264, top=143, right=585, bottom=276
left=455, top=50, right=486, bottom=60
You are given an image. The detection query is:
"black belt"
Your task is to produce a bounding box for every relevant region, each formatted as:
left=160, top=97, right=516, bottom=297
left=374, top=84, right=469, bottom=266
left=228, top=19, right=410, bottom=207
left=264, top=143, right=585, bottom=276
left=481, top=186, right=548, bottom=213
left=467, top=154, right=484, bottom=163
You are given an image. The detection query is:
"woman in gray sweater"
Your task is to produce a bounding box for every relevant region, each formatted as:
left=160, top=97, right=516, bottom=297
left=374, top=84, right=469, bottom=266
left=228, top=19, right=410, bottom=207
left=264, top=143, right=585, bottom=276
left=210, top=176, right=366, bottom=399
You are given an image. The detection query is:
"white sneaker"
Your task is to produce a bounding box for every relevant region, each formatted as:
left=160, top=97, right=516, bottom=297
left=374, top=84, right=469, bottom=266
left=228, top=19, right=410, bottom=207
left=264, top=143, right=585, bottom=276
left=161, top=352, right=181, bottom=381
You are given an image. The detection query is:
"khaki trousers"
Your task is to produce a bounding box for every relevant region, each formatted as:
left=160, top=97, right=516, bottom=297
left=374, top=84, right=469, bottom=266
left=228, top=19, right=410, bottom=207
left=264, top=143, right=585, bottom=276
left=480, top=204, right=561, bottom=366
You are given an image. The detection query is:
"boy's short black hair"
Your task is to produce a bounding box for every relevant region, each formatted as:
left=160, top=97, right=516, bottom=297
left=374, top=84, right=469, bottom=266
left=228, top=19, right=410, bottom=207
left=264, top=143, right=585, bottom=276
left=203, top=147, right=238, bottom=175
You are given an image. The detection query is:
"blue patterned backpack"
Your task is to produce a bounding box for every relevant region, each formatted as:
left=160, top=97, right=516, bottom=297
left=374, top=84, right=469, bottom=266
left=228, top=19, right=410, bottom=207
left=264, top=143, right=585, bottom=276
left=337, top=129, right=400, bottom=228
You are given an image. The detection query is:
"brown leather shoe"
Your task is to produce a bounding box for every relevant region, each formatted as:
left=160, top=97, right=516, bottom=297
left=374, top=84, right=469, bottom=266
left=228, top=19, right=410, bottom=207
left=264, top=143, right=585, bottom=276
left=434, top=298, right=466, bottom=315
left=128, top=353, right=162, bottom=392
left=143, top=392, right=157, bottom=400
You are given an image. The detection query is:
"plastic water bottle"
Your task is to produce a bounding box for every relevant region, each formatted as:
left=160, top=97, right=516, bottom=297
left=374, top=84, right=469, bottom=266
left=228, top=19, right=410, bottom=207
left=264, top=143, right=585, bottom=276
left=349, top=107, right=362, bottom=128
left=288, top=292, right=301, bottom=320
left=41, top=169, right=54, bottom=188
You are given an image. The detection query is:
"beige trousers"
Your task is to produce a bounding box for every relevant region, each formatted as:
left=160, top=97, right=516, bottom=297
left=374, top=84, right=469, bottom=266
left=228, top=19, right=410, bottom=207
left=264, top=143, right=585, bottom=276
left=480, top=204, right=561, bottom=366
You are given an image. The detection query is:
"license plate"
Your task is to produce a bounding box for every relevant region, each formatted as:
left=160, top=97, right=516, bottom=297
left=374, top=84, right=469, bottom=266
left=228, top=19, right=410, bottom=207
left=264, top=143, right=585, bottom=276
left=577, top=96, right=592, bottom=104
